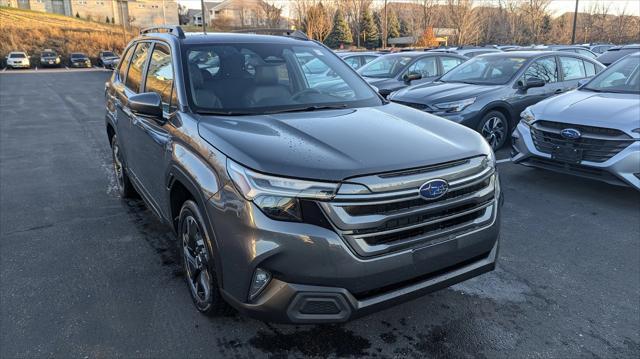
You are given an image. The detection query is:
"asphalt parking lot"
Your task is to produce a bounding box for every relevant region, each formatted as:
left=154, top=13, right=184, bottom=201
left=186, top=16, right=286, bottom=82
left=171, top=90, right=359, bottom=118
left=1, top=71, right=639, bottom=358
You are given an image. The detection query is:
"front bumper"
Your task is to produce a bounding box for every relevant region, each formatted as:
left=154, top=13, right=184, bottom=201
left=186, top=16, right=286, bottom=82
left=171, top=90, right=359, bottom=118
left=206, top=184, right=501, bottom=323
left=7, top=62, right=30, bottom=68
left=71, top=61, right=92, bottom=68
left=511, top=121, right=640, bottom=190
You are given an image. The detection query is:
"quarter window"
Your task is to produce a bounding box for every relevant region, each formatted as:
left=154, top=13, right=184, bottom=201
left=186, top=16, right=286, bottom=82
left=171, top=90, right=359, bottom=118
left=144, top=43, right=174, bottom=112
left=560, top=56, right=587, bottom=80
left=584, top=61, right=597, bottom=77
left=524, top=57, right=558, bottom=83
left=125, top=42, right=151, bottom=93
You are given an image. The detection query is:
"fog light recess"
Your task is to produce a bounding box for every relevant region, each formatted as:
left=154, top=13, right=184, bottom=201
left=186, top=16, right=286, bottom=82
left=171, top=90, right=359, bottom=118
left=249, top=268, right=271, bottom=300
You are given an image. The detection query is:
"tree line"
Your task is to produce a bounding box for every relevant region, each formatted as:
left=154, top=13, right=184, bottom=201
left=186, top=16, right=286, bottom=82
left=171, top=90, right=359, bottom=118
left=284, top=0, right=640, bottom=48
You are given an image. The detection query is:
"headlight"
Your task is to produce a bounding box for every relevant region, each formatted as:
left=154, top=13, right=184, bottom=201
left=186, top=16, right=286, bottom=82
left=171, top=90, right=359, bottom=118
left=434, top=97, right=476, bottom=113
left=520, top=107, right=536, bottom=125
left=227, top=160, right=339, bottom=221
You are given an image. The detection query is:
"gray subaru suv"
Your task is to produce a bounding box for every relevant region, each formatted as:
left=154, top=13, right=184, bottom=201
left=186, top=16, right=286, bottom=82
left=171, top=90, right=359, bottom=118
left=105, top=26, right=502, bottom=323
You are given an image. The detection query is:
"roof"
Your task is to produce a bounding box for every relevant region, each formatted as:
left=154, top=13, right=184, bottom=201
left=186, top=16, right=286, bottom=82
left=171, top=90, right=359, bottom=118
left=479, top=51, right=558, bottom=58
left=178, top=32, right=311, bottom=45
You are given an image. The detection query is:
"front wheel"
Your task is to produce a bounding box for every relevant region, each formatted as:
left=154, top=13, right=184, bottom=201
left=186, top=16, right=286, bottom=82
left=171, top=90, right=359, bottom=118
left=478, top=111, right=509, bottom=150
left=178, top=200, right=227, bottom=315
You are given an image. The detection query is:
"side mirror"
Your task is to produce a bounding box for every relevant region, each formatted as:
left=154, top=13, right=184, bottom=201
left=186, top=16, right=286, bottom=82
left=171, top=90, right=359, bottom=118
left=577, top=78, right=589, bottom=87
left=378, top=88, right=393, bottom=98
left=128, top=92, right=163, bottom=120
left=403, top=72, right=422, bottom=84
left=518, top=76, right=545, bottom=91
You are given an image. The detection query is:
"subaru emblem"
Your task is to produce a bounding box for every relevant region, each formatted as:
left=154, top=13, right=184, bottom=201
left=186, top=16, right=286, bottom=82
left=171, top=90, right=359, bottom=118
left=560, top=128, right=581, bottom=140
left=419, top=179, right=449, bottom=200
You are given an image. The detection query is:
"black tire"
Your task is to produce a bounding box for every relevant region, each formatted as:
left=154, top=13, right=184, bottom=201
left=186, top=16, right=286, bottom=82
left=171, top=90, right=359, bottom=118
left=110, top=134, right=137, bottom=198
left=178, top=200, right=227, bottom=315
left=477, top=110, right=509, bottom=150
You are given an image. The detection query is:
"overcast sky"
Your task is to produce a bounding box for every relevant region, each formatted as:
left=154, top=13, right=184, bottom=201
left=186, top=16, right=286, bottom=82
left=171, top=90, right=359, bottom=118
left=178, top=0, right=640, bottom=16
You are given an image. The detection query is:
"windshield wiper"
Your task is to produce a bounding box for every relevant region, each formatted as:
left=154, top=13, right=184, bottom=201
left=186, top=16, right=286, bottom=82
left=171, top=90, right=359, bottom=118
left=263, top=104, right=348, bottom=114
left=196, top=110, right=254, bottom=116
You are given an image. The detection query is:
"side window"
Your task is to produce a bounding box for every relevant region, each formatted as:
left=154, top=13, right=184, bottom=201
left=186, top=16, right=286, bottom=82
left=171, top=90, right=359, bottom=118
left=344, top=56, right=360, bottom=69
left=407, top=57, right=437, bottom=77
left=524, top=57, right=558, bottom=83
left=125, top=42, right=151, bottom=93
left=117, top=46, right=134, bottom=83
left=584, top=61, right=596, bottom=77
left=560, top=56, right=587, bottom=80
left=363, top=56, right=377, bottom=64
left=441, top=56, right=464, bottom=73
left=144, top=43, right=173, bottom=112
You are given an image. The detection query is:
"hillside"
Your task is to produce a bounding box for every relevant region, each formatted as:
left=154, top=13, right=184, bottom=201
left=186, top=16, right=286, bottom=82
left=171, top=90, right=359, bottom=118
left=0, top=7, right=137, bottom=61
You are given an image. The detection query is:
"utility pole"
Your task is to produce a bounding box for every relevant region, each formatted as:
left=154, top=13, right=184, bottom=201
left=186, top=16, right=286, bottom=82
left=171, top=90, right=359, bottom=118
left=162, top=0, right=166, bottom=25
left=200, top=0, right=207, bottom=34
left=571, top=0, right=579, bottom=44
left=383, top=0, right=388, bottom=48
left=118, top=0, right=127, bottom=46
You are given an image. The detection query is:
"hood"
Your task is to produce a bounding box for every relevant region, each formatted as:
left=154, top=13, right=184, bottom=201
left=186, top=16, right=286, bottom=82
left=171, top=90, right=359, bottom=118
left=532, top=89, right=640, bottom=131
left=197, top=103, right=491, bottom=181
left=390, top=82, right=503, bottom=104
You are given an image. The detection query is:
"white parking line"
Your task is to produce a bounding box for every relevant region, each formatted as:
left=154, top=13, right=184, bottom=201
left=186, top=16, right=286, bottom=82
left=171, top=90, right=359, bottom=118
left=496, top=158, right=511, bottom=164
left=1, top=67, right=6, bottom=72
left=35, top=66, right=38, bottom=71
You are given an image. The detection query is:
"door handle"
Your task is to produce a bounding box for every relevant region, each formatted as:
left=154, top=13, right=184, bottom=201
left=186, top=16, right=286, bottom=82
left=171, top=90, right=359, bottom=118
left=554, top=89, right=563, bottom=94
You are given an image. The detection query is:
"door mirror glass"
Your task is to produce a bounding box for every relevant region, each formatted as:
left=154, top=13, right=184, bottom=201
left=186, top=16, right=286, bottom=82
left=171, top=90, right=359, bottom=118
left=128, top=92, right=163, bottom=119
left=518, top=76, right=545, bottom=90
left=403, top=72, right=422, bottom=83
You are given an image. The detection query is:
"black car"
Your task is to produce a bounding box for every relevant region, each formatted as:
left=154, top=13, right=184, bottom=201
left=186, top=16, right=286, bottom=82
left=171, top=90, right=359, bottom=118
left=596, top=44, right=640, bottom=66
left=97, top=50, right=120, bottom=69
left=39, top=49, right=61, bottom=67
left=69, top=52, right=92, bottom=68
left=357, top=52, right=467, bottom=97
left=389, top=51, right=605, bottom=149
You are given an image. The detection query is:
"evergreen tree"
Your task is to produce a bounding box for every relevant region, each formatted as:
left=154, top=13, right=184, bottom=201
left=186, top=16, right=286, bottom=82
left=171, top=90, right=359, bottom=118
left=361, top=9, right=379, bottom=49
left=387, top=11, right=400, bottom=40
left=325, top=9, right=353, bottom=49
left=373, top=11, right=383, bottom=48
left=399, top=18, right=411, bottom=37
left=111, top=17, right=115, bottom=24
left=106, top=16, right=110, bottom=24
left=75, top=12, right=80, bottom=18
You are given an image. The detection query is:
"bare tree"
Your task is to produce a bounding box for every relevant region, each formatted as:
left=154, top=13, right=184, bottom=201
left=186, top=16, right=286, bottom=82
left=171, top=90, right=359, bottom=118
left=446, top=0, right=478, bottom=45
left=258, top=0, right=283, bottom=28
left=344, top=0, right=372, bottom=47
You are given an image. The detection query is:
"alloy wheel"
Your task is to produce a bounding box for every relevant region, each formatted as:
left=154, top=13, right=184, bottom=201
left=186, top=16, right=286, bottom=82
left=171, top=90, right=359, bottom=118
left=481, top=116, right=506, bottom=150
left=181, top=215, right=212, bottom=309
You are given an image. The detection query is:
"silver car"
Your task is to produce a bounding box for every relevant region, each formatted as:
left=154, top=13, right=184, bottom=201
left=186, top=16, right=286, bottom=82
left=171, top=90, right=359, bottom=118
left=511, top=52, right=640, bottom=190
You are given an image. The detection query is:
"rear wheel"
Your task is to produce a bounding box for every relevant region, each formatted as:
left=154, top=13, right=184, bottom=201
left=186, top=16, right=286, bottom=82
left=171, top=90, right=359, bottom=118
left=478, top=111, right=509, bottom=150
left=178, top=200, right=226, bottom=315
left=110, top=134, right=137, bottom=198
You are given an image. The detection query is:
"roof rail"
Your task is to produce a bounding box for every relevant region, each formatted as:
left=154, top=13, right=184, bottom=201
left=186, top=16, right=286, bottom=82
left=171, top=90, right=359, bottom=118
left=232, top=28, right=308, bottom=40
left=140, top=25, right=185, bottom=39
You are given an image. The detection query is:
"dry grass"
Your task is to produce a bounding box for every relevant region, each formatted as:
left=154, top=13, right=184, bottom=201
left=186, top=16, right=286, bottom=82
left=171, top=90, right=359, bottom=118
left=0, top=6, right=137, bottom=63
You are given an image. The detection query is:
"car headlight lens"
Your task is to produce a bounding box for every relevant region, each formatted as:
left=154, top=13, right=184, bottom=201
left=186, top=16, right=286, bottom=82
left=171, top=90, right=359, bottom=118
left=227, top=160, right=339, bottom=221
left=434, top=97, right=476, bottom=113
left=521, top=107, right=536, bottom=125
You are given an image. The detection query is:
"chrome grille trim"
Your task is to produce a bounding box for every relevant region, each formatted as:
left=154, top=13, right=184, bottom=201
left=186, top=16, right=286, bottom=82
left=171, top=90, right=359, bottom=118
left=321, top=157, right=497, bottom=257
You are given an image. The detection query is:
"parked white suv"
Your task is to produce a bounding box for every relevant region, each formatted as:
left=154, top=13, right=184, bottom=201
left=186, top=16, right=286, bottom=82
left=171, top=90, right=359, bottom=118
left=6, top=52, right=31, bottom=69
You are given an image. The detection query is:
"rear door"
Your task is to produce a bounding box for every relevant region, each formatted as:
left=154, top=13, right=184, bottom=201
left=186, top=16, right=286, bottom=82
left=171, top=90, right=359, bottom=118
left=558, top=55, right=598, bottom=92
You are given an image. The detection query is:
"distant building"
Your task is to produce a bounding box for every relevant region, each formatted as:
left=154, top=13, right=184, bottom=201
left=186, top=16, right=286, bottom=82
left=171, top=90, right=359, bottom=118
left=0, top=0, right=179, bottom=28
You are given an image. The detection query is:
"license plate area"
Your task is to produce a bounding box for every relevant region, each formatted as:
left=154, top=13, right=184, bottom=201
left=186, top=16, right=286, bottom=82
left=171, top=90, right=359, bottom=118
left=552, top=145, right=582, bottom=163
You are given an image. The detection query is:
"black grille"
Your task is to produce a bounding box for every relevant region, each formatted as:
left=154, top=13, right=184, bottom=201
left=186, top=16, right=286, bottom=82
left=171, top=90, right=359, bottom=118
left=343, top=178, right=491, bottom=216
left=299, top=300, right=340, bottom=315
left=392, top=100, right=430, bottom=111
left=531, top=122, right=633, bottom=163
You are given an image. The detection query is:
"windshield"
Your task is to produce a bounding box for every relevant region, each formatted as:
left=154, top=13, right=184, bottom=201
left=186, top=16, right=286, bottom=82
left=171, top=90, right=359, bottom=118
left=41, top=52, right=56, bottom=57
left=102, top=51, right=116, bottom=57
left=9, top=53, right=26, bottom=58
left=71, top=53, right=86, bottom=59
left=439, top=56, right=527, bottom=85
left=184, top=43, right=382, bottom=115
left=358, top=55, right=414, bottom=78
left=583, top=55, right=640, bottom=94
